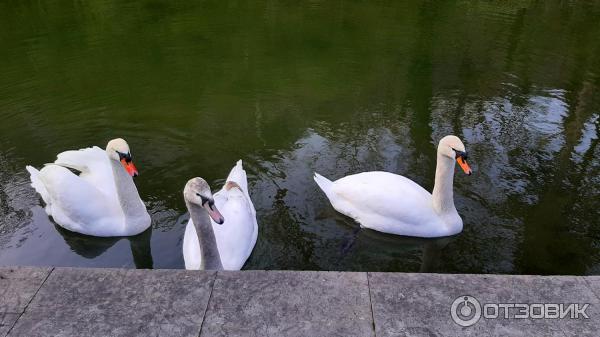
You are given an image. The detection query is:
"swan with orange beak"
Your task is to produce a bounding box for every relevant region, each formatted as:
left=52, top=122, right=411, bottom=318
left=26, top=138, right=151, bottom=237
left=314, top=135, right=472, bottom=238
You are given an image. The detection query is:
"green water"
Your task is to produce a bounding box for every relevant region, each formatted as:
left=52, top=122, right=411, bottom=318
left=1, top=0, right=599, bottom=274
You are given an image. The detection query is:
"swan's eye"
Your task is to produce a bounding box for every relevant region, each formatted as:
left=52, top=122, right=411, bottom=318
left=451, top=148, right=468, bottom=160
left=197, top=193, right=210, bottom=205
left=116, top=151, right=133, bottom=163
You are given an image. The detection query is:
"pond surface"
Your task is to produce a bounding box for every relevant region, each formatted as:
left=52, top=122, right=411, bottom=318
left=1, top=0, right=599, bottom=274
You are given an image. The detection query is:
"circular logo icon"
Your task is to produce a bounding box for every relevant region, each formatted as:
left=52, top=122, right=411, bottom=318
left=451, top=295, right=482, bottom=327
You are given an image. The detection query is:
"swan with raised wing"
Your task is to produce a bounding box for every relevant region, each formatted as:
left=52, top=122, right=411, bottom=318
left=183, top=160, right=258, bottom=270
left=314, top=135, right=472, bottom=238
left=26, top=138, right=151, bottom=237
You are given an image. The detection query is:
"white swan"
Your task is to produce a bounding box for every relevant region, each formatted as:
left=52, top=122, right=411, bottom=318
left=183, top=160, right=258, bottom=270
left=26, top=138, right=151, bottom=237
left=314, top=135, right=472, bottom=238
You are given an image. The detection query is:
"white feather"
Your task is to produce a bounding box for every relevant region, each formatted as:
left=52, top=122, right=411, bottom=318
left=26, top=143, right=150, bottom=237
left=314, top=135, right=469, bottom=238
left=183, top=160, right=258, bottom=270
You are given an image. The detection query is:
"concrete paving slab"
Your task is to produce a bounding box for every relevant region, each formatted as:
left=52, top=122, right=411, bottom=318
left=513, top=276, right=599, bottom=337
left=201, top=270, right=374, bottom=337
left=2, top=267, right=598, bottom=337
left=0, top=313, right=19, bottom=337
left=7, top=268, right=215, bottom=337
left=583, top=276, right=600, bottom=301
left=10, top=319, right=203, bottom=337
left=0, top=267, right=51, bottom=314
left=368, top=273, right=599, bottom=337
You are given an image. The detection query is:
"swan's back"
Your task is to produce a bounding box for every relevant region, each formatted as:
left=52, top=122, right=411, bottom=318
left=214, top=188, right=256, bottom=269
left=327, top=171, right=447, bottom=236
left=31, top=165, right=119, bottom=234
left=213, top=160, right=258, bottom=269
left=54, top=146, right=116, bottom=199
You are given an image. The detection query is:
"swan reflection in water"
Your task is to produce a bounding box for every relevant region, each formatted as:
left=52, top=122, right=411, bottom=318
left=54, top=222, right=154, bottom=269
left=326, top=208, right=453, bottom=273
left=361, top=230, right=453, bottom=273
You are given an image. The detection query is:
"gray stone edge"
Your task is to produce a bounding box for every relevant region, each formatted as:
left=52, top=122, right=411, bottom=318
left=367, top=272, right=600, bottom=337
left=3, top=267, right=600, bottom=337
left=3, top=267, right=54, bottom=337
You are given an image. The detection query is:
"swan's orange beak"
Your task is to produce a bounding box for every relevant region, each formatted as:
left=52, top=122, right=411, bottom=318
left=121, top=159, right=139, bottom=177
left=457, top=157, right=472, bottom=175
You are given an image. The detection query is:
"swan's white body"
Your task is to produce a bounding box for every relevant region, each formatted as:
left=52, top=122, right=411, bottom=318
left=183, top=160, right=258, bottom=270
left=26, top=144, right=151, bottom=237
left=314, top=135, right=470, bottom=238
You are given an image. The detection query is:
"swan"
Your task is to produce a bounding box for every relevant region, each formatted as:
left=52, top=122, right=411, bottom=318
left=26, top=138, right=151, bottom=237
left=314, top=135, right=472, bottom=238
left=183, top=160, right=258, bottom=270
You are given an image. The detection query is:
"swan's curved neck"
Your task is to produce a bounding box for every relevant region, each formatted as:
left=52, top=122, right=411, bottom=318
left=431, top=152, right=457, bottom=215
left=109, top=160, right=147, bottom=221
left=186, top=200, right=223, bottom=270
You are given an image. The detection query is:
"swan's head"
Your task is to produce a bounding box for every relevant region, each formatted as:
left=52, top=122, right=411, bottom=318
left=438, top=135, right=472, bottom=175
left=184, top=177, right=225, bottom=225
left=106, top=138, right=138, bottom=177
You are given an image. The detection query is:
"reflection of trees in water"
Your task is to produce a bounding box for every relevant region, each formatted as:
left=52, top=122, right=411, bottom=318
left=429, top=2, right=600, bottom=274
left=516, top=73, right=600, bottom=274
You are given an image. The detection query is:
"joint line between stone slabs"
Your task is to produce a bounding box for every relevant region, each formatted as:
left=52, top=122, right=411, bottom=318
left=366, top=272, right=377, bottom=337
left=582, top=277, right=600, bottom=302
left=197, top=271, right=218, bottom=337
left=6, top=267, right=54, bottom=337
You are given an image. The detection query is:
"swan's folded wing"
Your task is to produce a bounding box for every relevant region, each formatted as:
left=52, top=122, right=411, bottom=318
left=331, top=171, right=436, bottom=227
left=213, top=186, right=257, bottom=269
left=38, top=165, right=120, bottom=233
left=54, top=146, right=116, bottom=199
left=55, top=146, right=106, bottom=172
left=216, top=160, right=256, bottom=217
left=224, top=160, right=249, bottom=193
left=210, top=160, right=258, bottom=269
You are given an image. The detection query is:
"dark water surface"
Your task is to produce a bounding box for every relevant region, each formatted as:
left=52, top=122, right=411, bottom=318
left=1, top=0, right=599, bottom=274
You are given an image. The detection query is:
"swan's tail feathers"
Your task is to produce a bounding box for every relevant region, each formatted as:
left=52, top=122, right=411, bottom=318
left=225, top=160, right=248, bottom=192
left=26, top=165, right=50, bottom=206
left=314, top=172, right=334, bottom=199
